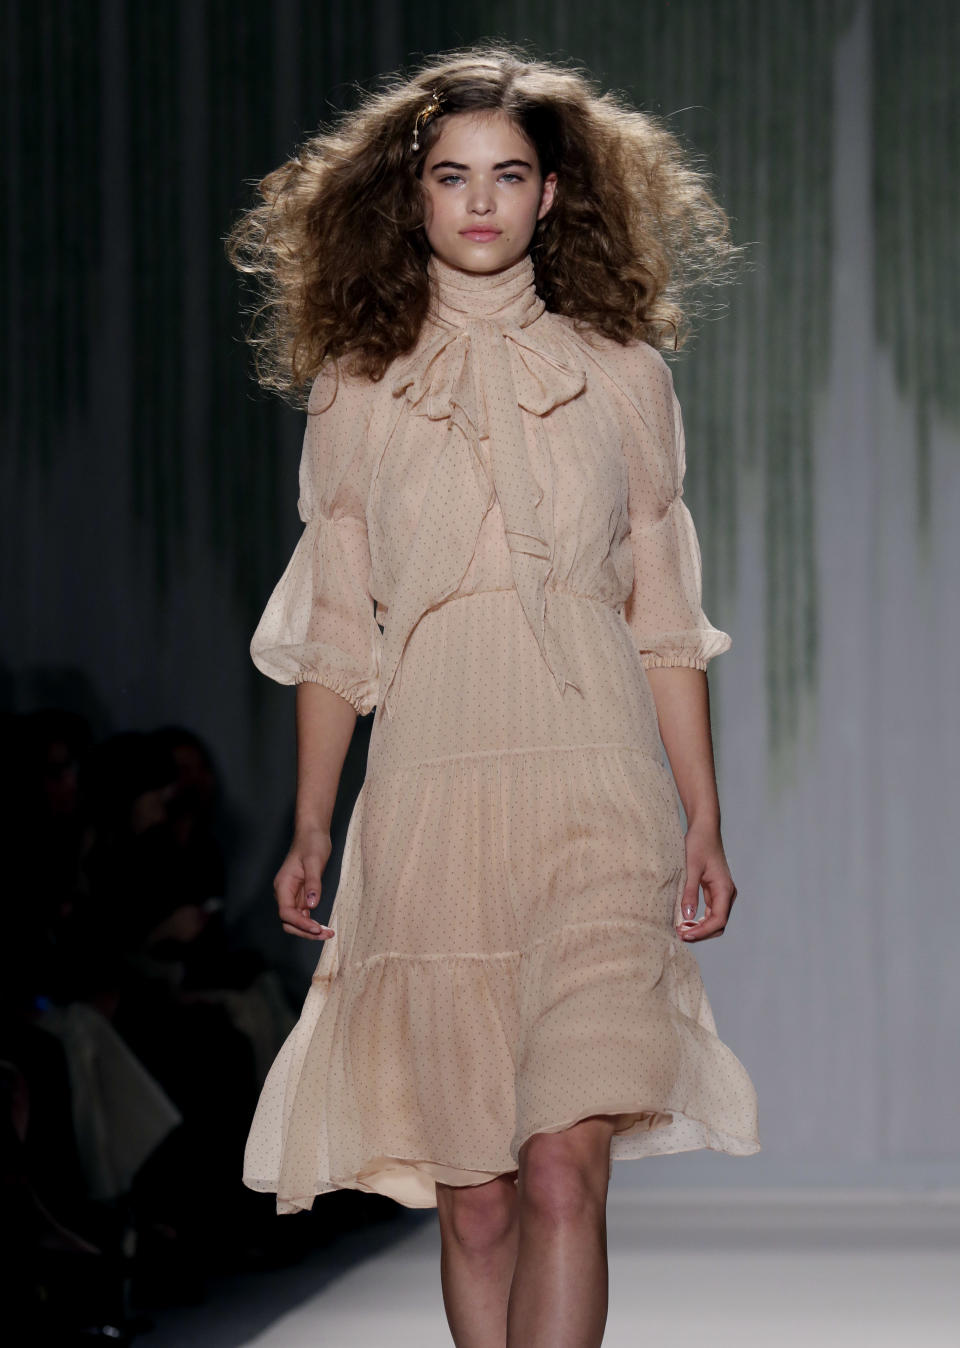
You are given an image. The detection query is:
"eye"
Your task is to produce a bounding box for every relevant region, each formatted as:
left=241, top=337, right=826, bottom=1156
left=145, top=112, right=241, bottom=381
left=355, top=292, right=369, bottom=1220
left=500, top=172, right=523, bottom=183
left=438, top=174, right=464, bottom=186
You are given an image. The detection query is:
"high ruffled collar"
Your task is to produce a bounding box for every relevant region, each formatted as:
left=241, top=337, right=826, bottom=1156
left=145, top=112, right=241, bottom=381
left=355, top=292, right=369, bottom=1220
left=427, top=251, right=544, bottom=331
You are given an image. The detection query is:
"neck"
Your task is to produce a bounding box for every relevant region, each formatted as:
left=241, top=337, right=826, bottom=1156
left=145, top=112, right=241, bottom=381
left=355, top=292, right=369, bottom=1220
left=427, top=251, right=544, bottom=330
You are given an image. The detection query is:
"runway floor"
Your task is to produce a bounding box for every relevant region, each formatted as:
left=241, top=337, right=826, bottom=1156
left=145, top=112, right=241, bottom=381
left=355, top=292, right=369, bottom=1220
left=147, top=1184, right=960, bottom=1347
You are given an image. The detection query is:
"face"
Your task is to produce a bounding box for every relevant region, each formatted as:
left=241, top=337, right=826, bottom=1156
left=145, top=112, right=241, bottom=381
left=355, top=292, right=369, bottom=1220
left=420, top=109, right=557, bottom=275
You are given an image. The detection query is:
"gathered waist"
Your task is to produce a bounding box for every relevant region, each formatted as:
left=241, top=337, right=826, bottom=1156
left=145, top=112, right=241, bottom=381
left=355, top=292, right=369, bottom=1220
left=452, top=584, right=620, bottom=609
left=368, top=582, right=660, bottom=771
left=377, top=584, right=623, bottom=630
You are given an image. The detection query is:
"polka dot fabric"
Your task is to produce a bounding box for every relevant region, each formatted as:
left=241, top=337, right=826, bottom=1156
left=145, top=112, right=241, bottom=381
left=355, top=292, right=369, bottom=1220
left=244, top=253, right=760, bottom=1212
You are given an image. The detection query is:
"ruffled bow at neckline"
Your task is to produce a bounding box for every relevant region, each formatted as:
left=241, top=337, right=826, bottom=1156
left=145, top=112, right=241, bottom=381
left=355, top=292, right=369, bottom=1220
left=377, top=253, right=588, bottom=720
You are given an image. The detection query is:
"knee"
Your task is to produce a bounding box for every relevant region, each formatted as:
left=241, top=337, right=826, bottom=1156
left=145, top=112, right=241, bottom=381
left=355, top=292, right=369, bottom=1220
left=437, top=1176, right=517, bottom=1255
left=518, top=1127, right=611, bottom=1226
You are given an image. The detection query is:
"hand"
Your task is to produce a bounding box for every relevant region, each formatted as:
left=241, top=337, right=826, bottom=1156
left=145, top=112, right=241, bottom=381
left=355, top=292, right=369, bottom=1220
left=675, top=821, right=737, bottom=942
left=274, top=827, right=336, bottom=941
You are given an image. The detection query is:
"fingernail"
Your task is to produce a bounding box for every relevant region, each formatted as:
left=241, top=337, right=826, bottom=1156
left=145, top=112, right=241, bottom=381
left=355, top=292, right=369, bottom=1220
left=307, top=891, right=317, bottom=905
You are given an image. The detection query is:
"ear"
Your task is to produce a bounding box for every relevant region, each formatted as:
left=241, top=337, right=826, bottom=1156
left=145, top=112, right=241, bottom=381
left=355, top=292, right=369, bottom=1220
left=538, top=171, right=558, bottom=220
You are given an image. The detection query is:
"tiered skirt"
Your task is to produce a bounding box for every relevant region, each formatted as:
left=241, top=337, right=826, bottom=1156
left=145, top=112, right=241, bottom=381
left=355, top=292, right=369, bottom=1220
left=243, top=589, right=760, bottom=1211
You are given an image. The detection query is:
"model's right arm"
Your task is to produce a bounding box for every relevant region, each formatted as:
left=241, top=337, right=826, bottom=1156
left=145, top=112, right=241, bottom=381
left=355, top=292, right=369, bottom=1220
left=274, top=682, right=358, bottom=940
left=251, top=363, right=381, bottom=939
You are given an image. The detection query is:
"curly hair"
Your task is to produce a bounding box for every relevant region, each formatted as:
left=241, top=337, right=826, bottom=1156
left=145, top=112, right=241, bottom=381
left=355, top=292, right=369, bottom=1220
left=225, top=41, right=743, bottom=403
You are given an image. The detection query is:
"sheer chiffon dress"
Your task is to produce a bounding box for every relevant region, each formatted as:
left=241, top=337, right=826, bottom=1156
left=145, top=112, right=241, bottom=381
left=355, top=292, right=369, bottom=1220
left=242, top=252, right=761, bottom=1212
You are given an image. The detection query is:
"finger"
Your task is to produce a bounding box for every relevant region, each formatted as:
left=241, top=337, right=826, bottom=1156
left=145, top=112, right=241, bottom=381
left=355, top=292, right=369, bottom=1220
left=302, top=859, right=324, bottom=912
left=680, top=891, right=700, bottom=921
left=281, top=919, right=334, bottom=940
left=281, top=921, right=334, bottom=941
left=680, top=912, right=727, bottom=941
left=279, top=903, right=332, bottom=933
left=679, top=871, right=701, bottom=922
left=278, top=901, right=334, bottom=938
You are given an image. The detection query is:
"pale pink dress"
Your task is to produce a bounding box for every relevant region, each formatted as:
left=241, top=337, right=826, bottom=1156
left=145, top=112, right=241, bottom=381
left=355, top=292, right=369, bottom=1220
left=242, top=252, right=760, bottom=1211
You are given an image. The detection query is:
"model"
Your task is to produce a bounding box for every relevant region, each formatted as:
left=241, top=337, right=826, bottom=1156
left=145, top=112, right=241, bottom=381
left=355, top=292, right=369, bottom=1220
left=227, top=42, right=760, bottom=1348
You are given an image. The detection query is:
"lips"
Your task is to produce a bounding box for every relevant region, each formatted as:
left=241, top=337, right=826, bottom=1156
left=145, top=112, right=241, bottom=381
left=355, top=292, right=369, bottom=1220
left=460, top=229, right=502, bottom=241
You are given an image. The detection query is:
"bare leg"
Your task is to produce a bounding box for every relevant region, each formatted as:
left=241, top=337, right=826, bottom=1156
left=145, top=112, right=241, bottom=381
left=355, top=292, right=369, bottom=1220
left=436, top=1171, right=520, bottom=1347
left=506, top=1114, right=619, bottom=1348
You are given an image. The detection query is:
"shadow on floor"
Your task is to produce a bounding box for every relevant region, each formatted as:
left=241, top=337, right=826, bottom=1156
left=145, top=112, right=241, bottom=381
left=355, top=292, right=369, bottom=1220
left=137, top=1191, right=434, bottom=1347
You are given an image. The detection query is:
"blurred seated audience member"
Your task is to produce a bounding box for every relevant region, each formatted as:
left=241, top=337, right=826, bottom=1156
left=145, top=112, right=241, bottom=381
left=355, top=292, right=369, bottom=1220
left=76, top=727, right=289, bottom=1265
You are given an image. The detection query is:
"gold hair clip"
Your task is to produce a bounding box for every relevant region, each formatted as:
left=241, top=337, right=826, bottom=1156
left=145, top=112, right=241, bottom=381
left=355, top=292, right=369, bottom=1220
left=412, top=89, right=445, bottom=151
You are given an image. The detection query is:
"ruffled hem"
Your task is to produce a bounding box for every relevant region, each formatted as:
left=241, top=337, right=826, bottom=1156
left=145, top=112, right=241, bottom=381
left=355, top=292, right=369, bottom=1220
left=641, top=653, right=709, bottom=671
left=244, top=1155, right=512, bottom=1213
left=634, top=628, right=733, bottom=671
left=245, top=1081, right=763, bottom=1215
left=244, top=1099, right=761, bottom=1214
left=241, top=915, right=761, bottom=1213
left=293, top=670, right=376, bottom=716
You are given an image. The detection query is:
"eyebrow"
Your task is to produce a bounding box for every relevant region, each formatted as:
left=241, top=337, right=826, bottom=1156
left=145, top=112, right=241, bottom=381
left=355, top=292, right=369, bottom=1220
left=429, top=159, right=533, bottom=172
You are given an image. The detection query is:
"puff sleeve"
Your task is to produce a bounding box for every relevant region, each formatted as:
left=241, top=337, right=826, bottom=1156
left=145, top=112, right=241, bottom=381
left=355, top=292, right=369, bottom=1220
left=249, top=364, right=382, bottom=715
left=621, top=349, right=732, bottom=671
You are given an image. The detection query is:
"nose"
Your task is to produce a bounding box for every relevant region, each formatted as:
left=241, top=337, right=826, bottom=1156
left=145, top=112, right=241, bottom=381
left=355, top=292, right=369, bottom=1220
left=466, top=181, right=495, bottom=214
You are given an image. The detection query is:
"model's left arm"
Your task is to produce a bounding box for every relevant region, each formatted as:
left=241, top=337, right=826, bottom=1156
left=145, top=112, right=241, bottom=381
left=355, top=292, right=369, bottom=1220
left=621, top=349, right=736, bottom=942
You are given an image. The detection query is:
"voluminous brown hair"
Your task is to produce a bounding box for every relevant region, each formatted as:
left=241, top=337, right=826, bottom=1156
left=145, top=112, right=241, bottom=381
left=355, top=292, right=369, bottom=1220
left=225, top=41, right=743, bottom=404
